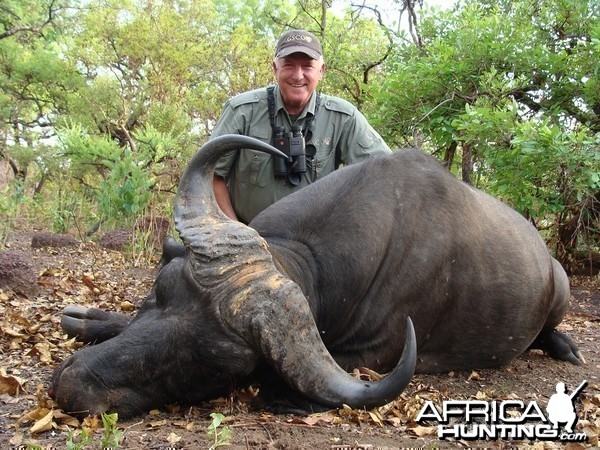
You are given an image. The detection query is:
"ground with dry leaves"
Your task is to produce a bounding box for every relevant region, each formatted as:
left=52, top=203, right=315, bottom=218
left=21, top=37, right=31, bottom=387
left=1, top=230, right=599, bottom=449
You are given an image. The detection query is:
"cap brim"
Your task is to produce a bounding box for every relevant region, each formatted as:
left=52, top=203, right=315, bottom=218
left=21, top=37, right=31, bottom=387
left=276, top=45, right=321, bottom=60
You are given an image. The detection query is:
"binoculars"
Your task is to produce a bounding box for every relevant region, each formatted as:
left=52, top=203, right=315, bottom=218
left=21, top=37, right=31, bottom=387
left=273, top=126, right=307, bottom=186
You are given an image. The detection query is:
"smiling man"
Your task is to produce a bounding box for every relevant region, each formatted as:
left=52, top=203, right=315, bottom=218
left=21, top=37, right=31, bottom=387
left=210, top=29, right=391, bottom=224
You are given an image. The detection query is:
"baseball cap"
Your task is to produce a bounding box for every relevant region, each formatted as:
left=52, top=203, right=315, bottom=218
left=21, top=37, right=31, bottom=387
left=275, top=29, right=323, bottom=60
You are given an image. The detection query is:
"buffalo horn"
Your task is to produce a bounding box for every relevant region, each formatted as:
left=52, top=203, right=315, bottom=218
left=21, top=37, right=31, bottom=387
left=174, top=134, right=417, bottom=409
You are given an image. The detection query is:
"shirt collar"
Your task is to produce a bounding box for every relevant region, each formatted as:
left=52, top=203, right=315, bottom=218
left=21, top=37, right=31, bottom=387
left=274, top=85, right=317, bottom=120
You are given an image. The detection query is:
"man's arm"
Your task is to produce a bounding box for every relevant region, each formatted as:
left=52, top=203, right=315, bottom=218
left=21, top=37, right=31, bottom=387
left=213, top=176, right=238, bottom=221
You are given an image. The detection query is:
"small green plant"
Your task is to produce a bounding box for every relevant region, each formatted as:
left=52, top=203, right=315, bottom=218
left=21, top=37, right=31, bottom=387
left=207, top=412, right=232, bottom=449
left=26, top=445, right=43, bottom=450
left=62, top=412, right=121, bottom=450
left=100, top=412, right=123, bottom=448
left=0, top=182, right=29, bottom=227
left=65, top=427, right=93, bottom=450
left=97, top=149, right=155, bottom=221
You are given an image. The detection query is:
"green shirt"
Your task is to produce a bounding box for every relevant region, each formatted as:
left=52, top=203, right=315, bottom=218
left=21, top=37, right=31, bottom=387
left=211, top=85, right=391, bottom=223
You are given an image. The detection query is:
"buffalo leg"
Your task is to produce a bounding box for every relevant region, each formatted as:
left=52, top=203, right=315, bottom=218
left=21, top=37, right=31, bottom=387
left=528, top=329, right=585, bottom=365
left=61, top=305, right=131, bottom=344
left=529, top=259, right=585, bottom=365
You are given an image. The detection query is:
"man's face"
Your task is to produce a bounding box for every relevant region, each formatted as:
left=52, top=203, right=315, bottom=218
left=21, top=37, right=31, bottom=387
left=273, top=53, right=325, bottom=115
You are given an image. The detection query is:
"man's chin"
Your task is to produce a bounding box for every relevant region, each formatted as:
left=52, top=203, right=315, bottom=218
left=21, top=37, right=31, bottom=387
left=280, top=90, right=311, bottom=113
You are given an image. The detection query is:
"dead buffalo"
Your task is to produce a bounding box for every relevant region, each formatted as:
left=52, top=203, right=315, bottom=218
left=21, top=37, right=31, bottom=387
left=50, top=135, right=582, bottom=419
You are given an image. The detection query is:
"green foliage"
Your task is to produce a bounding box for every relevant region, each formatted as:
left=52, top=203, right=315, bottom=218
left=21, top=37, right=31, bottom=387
left=58, top=124, right=155, bottom=222
left=0, top=0, right=395, bottom=231
left=0, top=181, right=28, bottom=215
left=0, top=0, right=81, bottom=186
left=207, top=412, right=232, bottom=449
left=98, top=152, right=155, bottom=218
left=25, top=445, right=43, bottom=450
left=454, top=102, right=599, bottom=217
left=65, top=427, right=92, bottom=450
left=372, top=0, right=599, bottom=256
left=62, top=412, right=122, bottom=449
left=101, top=412, right=123, bottom=448
left=0, top=180, right=30, bottom=243
left=1, top=0, right=597, bottom=263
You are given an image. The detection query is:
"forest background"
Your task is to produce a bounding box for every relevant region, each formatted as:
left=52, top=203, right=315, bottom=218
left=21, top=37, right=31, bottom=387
left=0, top=0, right=598, bottom=271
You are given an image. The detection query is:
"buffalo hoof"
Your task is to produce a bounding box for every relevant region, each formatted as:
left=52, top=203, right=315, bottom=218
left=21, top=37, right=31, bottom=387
left=61, top=305, right=132, bottom=344
left=529, top=329, right=585, bottom=365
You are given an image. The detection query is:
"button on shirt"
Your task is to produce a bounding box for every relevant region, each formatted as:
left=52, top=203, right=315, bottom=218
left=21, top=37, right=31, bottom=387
left=211, top=85, right=391, bottom=224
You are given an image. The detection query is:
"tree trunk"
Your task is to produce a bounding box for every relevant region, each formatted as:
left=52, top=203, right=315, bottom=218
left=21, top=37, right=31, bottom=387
left=443, top=141, right=457, bottom=170
left=461, top=142, right=473, bottom=185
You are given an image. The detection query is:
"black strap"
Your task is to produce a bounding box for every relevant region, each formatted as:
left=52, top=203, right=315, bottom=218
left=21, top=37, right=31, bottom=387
left=267, top=85, right=277, bottom=131
left=303, top=92, right=321, bottom=138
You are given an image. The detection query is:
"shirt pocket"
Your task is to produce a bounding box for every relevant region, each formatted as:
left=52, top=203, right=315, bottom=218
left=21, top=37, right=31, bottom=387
left=312, top=145, right=336, bottom=179
left=240, top=131, right=272, bottom=188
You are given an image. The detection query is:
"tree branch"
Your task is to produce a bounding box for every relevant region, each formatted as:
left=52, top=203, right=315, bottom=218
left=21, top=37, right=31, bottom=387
left=0, top=0, right=59, bottom=40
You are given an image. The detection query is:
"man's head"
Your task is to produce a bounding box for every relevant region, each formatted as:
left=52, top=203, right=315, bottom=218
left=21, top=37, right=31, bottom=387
left=273, top=30, right=326, bottom=115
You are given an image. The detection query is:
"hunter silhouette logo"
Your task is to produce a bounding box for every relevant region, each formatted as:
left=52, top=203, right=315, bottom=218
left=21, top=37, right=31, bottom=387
left=546, top=381, right=586, bottom=433
left=417, top=380, right=588, bottom=442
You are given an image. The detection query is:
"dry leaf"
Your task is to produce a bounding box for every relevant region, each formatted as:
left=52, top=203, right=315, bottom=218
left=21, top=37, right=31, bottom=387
left=468, top=370, right=482, bottom=381
left=167, top=432, right=182, bottom=444
left=26, top=342, right=53, bottom=363
left=368, top=411, right=384, bottom=427
left=120, top=300, right=135, bottom=311
left=83, top=415, right=100, bottom=428
left=28, top=323, right=43, bottom=333
left=148, top=419, right=168, bottom=428
left=2, top=327, right=27, bottom=338
left=9, top=431, right=24, bottom=446
left=39, top=314, right=53, bottom=323
left=357, top=367, right=383, bottom=381
left=30, top=409, right=54, bottom=434
left=82, top=275, right=100, bottom=291
left=58, top=336, right=78, bottom=349
left=410, top=424, right=437, bottom=436
left=19, top=406, right=51, bottom=425
left=9, top=312, right=33, bottom=327
left=53, top=410, right=80, bottom=427
left=288, top=416, right=320, bottom=426
left=0, top=373, right=23, bottom=396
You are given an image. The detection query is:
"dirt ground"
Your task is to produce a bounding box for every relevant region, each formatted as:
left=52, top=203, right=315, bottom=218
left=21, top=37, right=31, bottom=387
left=1, top=230, right=599, bottom=449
